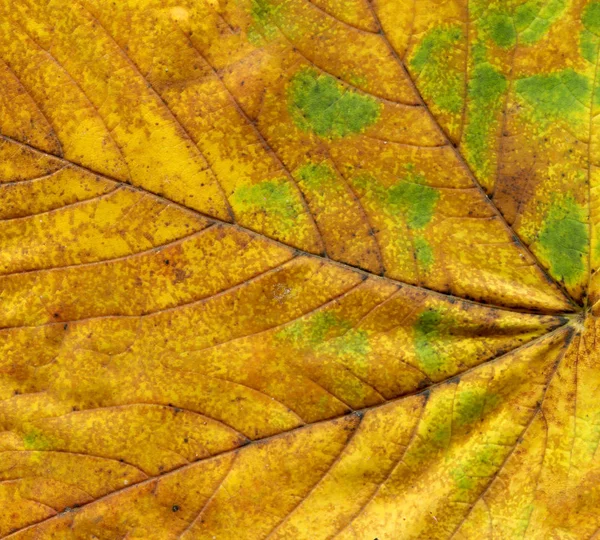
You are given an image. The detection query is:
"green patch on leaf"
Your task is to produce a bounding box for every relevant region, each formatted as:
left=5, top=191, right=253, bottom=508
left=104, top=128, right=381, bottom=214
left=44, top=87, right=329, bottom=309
left=451, top=444, right=502, bottom=491
left=287, top=68, right=381, bottom=138
left=482, top=12, right=516, bottom=48
left=455, top=389, right=501, bottom=427
left=353, top=165, right=440, bottom=230
left=471, top=41, right=488, bottom=64
left=580, top=29, right=600, bottom=63
left=247, top=0, right=280, bottom=44
left=277, top=311, right=350, bottom=346
left=409, top=25, right=464, bottom=114
left=583, top=1, right=600, bottom=34
left=463, top=63, right=507, bottom=183
left=388, top=182, right=440, bottom=230
left=329, top=329, right=371, bottom=369
left=335, top=329, right=370, bottom=357
left=231, top=180, right=302, bottom=227
left=451, top=467, right=476, bottom=490
left=277, top=311, right=370, bottom=363
left=581, top=2, right=600, bottom=61
left=414, top=309, right=448, bottom=374
left=515, top=0, right=566, bottom=44
left=414, top=236, right=434, bottom=270
left=296, top=162, right=335, bottom=190
left=538, top=197, right=588, bottom=285
left=473, top=0, right=564, bottom=51
left=23, top=428, right=52, bottom=451
left=515, top=69, right=590, bottom=128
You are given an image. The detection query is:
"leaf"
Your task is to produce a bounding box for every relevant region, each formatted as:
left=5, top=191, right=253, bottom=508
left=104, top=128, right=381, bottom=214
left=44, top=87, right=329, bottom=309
left=0, top=0, right=598, bottom=538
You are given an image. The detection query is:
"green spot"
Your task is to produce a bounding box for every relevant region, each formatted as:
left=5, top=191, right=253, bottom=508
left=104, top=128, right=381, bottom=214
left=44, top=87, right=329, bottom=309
left=23, top=429, right=51, bottom=451
left=431, top=423, right=451, bottom=445
left=468, top=64, right=507, bottom=120
left=455, top=389, right=501, bottom=427
left=580, top=29, right=600, bottom=63
left=410, top=25, right=464, bottom=114
left=583, top=1, right=600, bottom=34
left=287, top=68, right=380, bottom=138
left=248, top=0, right=280, bottom=44
left=231, top=180, right=301, bottom=227
left=482, top=12, right=516, bottom=48
left=414, top=309, right=446, bottom=374
left=581, top=2, right=600, bottom=61
left=471, top=41, right=487, bottom=64
left=296, top=162, right=335, bottom=190
left=538, top=197, right=588, bottom=285
left=469, top=0, right=492, bottom=19
left=388, top=181, right=439, bottom=230
left=414, top=236, right=434, bottom=270
left=595, top=82, right=600, bottom=110
left=335, top=329, right=370, bottom=358
left=415, top=309, right=442, bottom=337
left=451, top=467, right=476, bottom=490
left=423, top=401, right=454, bottom=451
left=277, top=311, right=370, bottom=365
left=353, top=166, right=439, bottom=230
left=277, top=311, right=350, bottom=346
left=516, top=69, right=590, bottom=128
left=515, top=0, right=566, bottom=44
left=451, top=445, right=501, bottom=491
left=464, top=63, right=507, bottom=181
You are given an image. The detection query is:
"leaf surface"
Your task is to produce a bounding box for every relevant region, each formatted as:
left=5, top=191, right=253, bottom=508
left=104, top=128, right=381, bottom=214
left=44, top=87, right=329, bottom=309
left=0, top=0, right=599, bottom=538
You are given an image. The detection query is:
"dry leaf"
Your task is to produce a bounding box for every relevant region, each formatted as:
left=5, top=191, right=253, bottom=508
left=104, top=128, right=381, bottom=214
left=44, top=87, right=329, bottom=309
left=0, top=0, right=599, bottom=538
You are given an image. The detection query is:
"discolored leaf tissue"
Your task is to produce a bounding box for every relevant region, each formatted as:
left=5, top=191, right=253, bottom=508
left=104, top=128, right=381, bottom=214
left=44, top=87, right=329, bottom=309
left=1, top=0, right=599, bottom=538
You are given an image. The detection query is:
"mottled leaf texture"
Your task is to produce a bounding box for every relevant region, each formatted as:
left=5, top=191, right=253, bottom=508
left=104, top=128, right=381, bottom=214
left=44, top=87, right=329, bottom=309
left=0, top=0, right=599, bottom=538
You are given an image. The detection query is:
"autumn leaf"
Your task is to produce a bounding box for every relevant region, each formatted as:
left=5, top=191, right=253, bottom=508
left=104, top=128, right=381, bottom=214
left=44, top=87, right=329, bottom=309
left=0, top=0, right=599, bottom=538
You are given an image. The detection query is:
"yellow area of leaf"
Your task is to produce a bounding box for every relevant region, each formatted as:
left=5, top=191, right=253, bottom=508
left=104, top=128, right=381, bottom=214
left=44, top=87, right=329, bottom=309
left=4, top=326, right=587, bottom=539
left=0, top=0, right=599, bottom=538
